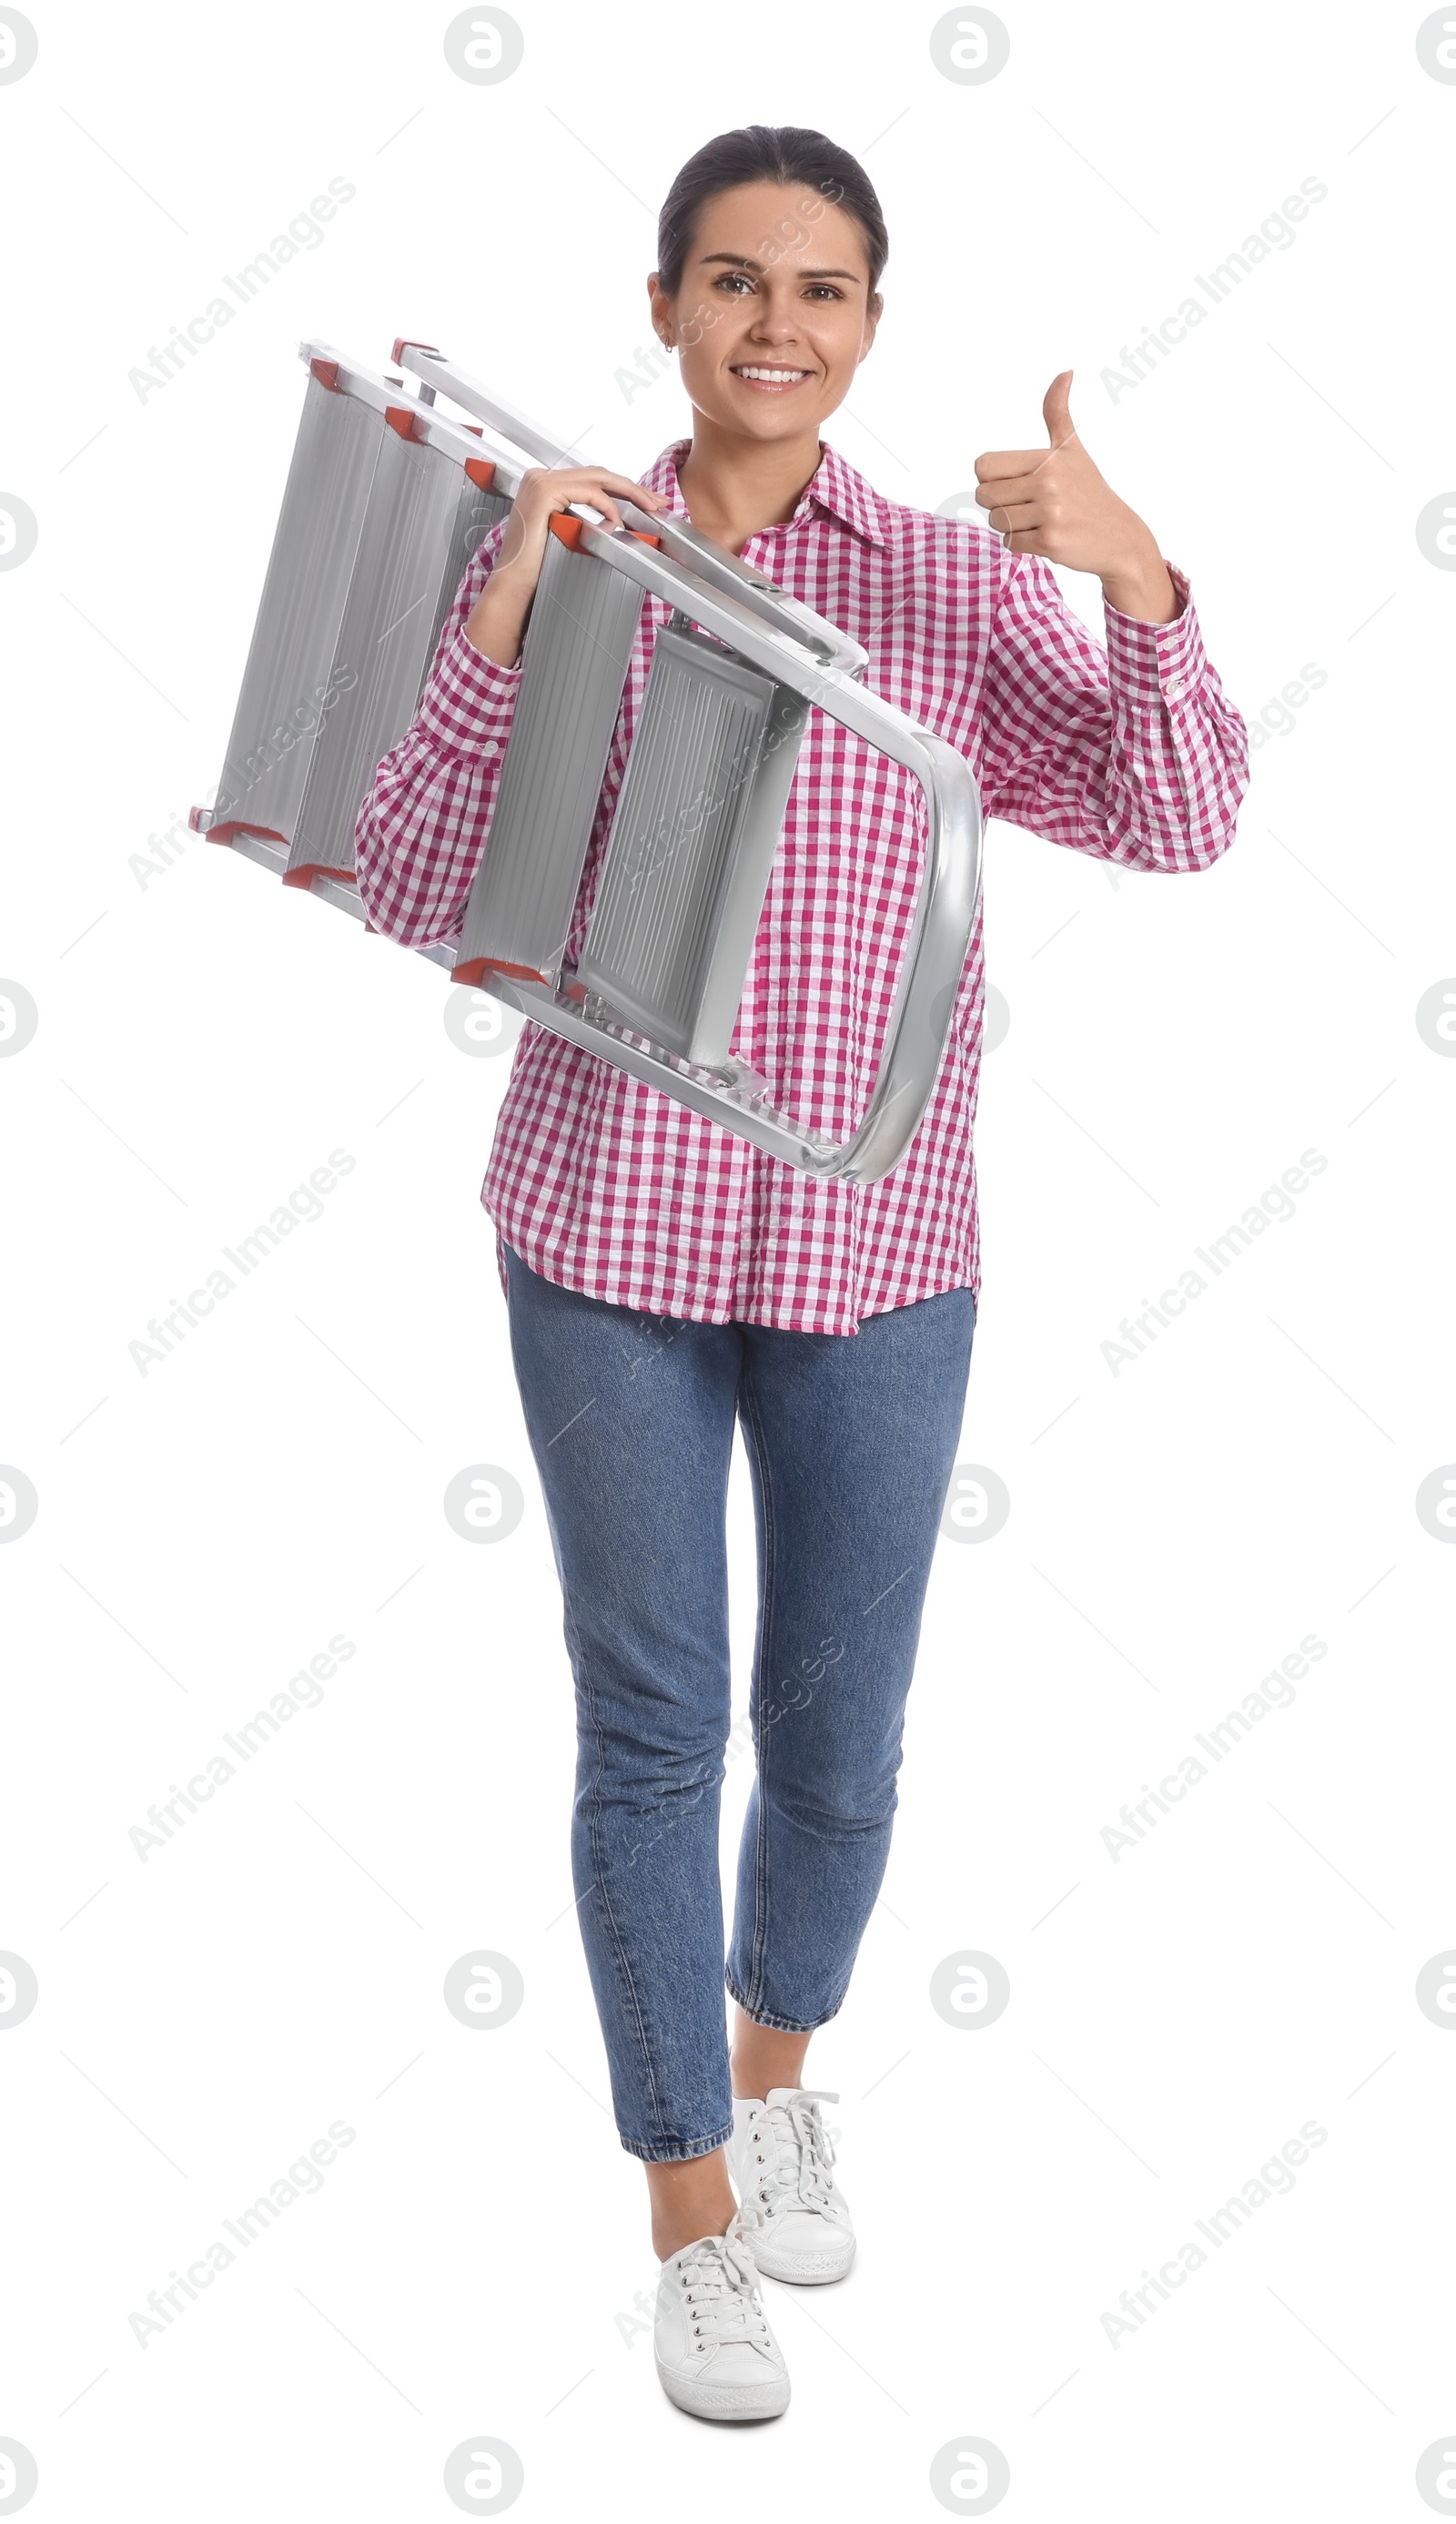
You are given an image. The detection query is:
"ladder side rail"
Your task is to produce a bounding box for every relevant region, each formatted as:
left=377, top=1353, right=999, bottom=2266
left=616, top=500, right=868, bottom=676
left=476, top=524, right=986, bottom=1183
left=298, top=340, right=538, bottom=498
left=394, top=348, right=869, bottom=676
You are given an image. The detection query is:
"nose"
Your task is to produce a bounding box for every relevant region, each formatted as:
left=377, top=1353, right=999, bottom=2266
left=745, top=285, right=806, bottom=346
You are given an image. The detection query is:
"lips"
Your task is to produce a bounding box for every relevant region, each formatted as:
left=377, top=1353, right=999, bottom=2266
left=731, top=365, right=813, bottom=392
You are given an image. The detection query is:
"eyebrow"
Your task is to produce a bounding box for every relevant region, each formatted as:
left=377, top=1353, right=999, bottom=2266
left=696, top=253, right=863, bottom=282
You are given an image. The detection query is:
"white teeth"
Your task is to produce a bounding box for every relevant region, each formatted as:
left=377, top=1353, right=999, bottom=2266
left=734, top=366, right=807, bottom=382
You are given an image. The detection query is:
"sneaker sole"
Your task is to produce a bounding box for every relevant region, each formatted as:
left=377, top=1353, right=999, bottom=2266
left=655, top=2360, right=791, bottom=2422
left=751, top=2237, right=856, bottom=2285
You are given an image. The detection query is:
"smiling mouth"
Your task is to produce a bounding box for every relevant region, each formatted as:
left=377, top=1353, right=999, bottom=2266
left=730, top=364, right=813, bottom=390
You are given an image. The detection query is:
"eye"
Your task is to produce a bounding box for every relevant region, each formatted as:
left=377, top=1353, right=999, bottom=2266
left=714, top=271, right=754, bottom=295
left=804, top=284, right=844, bottom=300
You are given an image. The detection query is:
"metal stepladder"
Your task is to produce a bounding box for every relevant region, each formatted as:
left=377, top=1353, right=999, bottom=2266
left=191, top=338, right=984, bottom=1184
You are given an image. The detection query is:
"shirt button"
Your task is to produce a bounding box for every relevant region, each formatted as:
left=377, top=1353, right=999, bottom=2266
left=1162, top=677, right=1185, bottom=701
left=480, top=739, right=498, bottom=756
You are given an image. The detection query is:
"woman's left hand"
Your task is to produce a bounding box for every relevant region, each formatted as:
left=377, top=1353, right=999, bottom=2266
left=974, top=371, right=1179, bottom=623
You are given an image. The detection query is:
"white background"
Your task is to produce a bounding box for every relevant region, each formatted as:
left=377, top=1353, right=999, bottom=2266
left=2, top=1, right=1454, bottom=2516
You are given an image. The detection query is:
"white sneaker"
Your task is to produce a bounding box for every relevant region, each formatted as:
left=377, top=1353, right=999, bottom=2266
left=653, top=2216, right=791, bottom=2421
left=727, top=2088, right=855, bottom=2284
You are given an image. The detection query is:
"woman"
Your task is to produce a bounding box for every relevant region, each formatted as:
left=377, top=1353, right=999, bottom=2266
left=356, top=124, right=1248, bottom=2423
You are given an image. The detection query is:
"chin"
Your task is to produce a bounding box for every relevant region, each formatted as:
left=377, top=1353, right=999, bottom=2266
left=718, top=398, right=824, bottom=439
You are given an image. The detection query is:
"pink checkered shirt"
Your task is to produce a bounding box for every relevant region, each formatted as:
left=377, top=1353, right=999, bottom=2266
left=355, top=439, right=1248, bottom=1334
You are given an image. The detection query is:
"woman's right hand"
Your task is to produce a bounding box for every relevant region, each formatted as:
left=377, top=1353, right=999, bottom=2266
left=464, top=466, right=667, bottom=667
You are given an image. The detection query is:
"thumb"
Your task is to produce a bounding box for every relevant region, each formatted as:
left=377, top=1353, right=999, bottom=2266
left=1043, top=369, right=1075, bottom=446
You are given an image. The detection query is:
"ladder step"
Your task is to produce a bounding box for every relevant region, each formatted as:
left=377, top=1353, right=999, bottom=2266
left=576, top=622, right=808, bottom=1066
left=452, top=530, right=644, bottom=986
left=208, top=372, right=381, bottom=852
left=284, top=429, right=506, bottom=886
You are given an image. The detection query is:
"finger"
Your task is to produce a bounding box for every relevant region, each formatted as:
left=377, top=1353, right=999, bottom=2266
left=974, top=448, right=1055, bottom=484
left=981, top=501, right=1041, bottom=537
left=974, top=474, right=1050, bottom=512
left=546, top=477, right=625, bottom=531
left=1042, top=369, right=1077, bottom=450
left=561, top=468, right=662, bottom=502
left=590, top=471, right=668, bottom=503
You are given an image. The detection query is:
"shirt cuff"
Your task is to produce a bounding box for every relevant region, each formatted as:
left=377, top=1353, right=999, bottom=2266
left=1102, top=565, right=1208, bottom=707
left=415, top=615, right=523, bottom=758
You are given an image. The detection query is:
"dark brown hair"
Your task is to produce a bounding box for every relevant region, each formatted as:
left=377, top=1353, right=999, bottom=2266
left=655, top=124, right=888, bottom=304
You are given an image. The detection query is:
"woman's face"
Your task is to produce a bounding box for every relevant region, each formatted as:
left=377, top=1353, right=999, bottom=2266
left=649, top=179, right=880, bottom=444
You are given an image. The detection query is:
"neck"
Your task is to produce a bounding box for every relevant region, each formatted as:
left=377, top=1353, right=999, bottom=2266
left=676, top=414, right=824, bottom=555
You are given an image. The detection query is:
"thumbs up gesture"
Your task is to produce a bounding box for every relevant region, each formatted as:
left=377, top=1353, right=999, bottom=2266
left=973, top=371, right=1178, bottom=622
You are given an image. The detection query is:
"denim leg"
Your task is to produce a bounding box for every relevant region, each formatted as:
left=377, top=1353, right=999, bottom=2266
left=726, top=1286, right=976, bottom=2029
left=501, top=1244, right=744, bottom=2161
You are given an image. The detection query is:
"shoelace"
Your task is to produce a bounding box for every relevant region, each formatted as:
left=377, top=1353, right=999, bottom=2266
left=676, top=2224, right=773, bottom=2353
left=746, top=2089, right=840, bottom=2215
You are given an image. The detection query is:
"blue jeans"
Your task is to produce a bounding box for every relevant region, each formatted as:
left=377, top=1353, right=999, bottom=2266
left=501, top=1242, right=976, bottom=2162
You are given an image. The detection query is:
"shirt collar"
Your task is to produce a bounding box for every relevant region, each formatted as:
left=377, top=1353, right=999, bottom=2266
left=641, top=438, right=890, bottom=551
